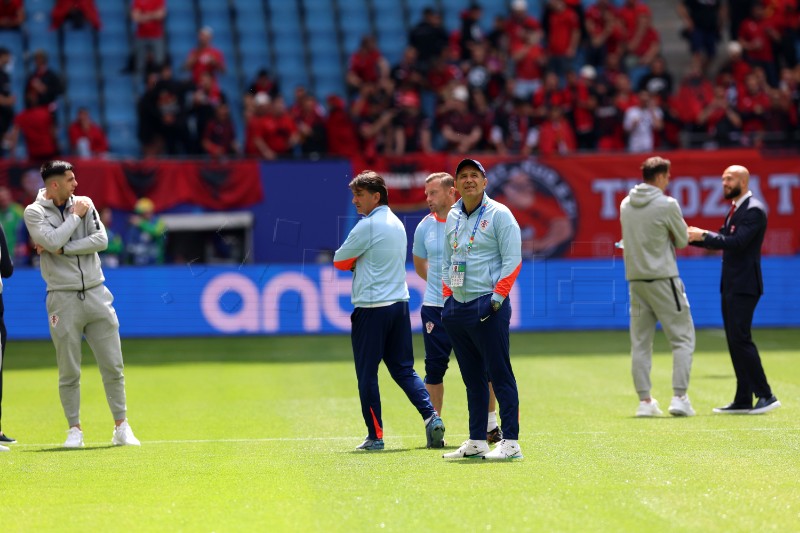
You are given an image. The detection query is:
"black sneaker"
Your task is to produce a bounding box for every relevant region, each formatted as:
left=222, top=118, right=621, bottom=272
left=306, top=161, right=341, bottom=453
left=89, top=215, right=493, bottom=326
left=712, top=402, right=752, bottom=414
left=0, top=433, right=15, bottom=443
left=487, top=426, right=503, bottom=444
left=750, top=395, right=781, bottom=415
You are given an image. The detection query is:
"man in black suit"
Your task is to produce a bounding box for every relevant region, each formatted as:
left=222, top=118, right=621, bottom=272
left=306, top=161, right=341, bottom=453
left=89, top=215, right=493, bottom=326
left=688, top=165, right=780, bottom=415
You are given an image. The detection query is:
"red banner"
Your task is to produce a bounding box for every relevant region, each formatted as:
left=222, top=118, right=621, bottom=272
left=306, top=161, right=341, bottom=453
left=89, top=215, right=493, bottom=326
left=354, top=150, right=800, bottom=257
left=0, top=159, right=263, bottom=212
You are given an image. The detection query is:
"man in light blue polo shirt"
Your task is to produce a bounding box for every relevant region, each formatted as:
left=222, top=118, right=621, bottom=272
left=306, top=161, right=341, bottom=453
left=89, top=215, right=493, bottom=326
left=412, top=172, right=502, bottom=446
left=441, top=159, right=523, bottom=460
left=334, top=170, right=444, bottom=451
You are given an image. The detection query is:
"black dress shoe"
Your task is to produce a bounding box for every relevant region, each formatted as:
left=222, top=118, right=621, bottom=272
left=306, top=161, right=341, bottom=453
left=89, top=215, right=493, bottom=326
left=712, top=402, right=752, bottom=414
left=0, top=433, right=15, bottom=443
left=750, top=395, right=781, bottom=415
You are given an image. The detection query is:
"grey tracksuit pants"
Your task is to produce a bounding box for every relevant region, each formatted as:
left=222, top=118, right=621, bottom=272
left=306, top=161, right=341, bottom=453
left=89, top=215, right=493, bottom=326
left=629, top=278, right=695, bottom=400
left=47, top=284, right=127, bottom=426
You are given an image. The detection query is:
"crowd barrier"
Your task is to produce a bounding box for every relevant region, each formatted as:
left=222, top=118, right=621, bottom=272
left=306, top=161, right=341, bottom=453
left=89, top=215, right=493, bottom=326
left=6, top=256, right=799, bottom=340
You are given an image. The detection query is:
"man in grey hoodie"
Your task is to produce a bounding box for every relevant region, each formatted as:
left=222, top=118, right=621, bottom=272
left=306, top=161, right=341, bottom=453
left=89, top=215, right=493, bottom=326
left=23, top=160, right=140, bottom=448
left=620, top=156, right=696, bottom=418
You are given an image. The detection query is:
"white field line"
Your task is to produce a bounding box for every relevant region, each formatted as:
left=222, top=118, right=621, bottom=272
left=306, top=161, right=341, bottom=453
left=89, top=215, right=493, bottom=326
left=9, top=427, right=799, bottom=448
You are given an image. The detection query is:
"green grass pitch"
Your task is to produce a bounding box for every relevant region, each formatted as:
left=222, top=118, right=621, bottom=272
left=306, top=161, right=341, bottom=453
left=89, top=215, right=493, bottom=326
left=2, top=329, right=799, bottom=532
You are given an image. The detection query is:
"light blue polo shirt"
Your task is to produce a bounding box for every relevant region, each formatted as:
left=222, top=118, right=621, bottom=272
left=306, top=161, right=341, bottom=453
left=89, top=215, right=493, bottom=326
left=334, top=205, right=410, bottom=307
left=412, top=212, right=447, bottom=307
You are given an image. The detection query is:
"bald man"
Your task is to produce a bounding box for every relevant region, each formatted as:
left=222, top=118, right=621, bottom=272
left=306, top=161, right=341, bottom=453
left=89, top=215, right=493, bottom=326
left=688, top=165, right=780, bottom=415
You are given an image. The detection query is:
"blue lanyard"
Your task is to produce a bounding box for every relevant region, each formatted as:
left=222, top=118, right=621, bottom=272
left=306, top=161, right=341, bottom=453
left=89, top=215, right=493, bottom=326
left=453, top=202, right=487, bottom=254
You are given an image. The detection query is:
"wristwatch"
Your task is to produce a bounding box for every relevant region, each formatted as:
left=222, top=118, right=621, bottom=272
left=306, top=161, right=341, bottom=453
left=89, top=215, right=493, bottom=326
left=491, top=300, right=502, bottom=312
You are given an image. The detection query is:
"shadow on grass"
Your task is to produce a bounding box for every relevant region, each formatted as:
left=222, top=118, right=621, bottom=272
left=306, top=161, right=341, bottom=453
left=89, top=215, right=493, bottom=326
left=345, top=448, right=412, bottom=454
left=6, top=328, right=788, bottom=371
left=29, top=445, right=116, bottom=453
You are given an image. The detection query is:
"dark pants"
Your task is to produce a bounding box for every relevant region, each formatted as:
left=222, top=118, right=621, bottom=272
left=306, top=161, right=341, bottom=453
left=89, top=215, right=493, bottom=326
left=421, top=305, right=452, bottom=385
left=721, top=292, right=772, bottom=404
left=0, top=294, right=6, bottom=428
left=442, top=294, right=519, bottom=441
left=351, top=302, right=435, bottom=440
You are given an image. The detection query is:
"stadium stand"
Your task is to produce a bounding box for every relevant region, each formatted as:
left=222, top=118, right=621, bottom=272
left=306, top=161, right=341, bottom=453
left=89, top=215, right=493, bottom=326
left=0, top=0, right=796, bottom=159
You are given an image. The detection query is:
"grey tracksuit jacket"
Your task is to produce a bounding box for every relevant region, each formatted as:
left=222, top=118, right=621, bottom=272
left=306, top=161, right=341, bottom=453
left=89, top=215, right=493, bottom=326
left=23, top=189, right=108, bottom=292
left=620, top=183, right=688, bottom=280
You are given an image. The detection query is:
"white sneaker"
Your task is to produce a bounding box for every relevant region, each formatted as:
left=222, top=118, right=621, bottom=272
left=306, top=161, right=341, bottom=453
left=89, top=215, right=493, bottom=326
left=112, top=420, right=141, bottom=446
left=64, top=427, right=84, bottom=448
left=636, top=399, right=663, bottom=417
left=668, top=395, right=696, bottom=417
left=485, top=439, right=523, bottom=460
left=442, top=439, right=490, bottom=459
left=0, top=443, right=9, bottom=452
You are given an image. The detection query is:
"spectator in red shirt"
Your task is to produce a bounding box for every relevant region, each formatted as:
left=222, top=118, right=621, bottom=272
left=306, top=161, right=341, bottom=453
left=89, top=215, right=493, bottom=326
left=295, top=94, right=327, bottom=155
left=718, top=41, right=753, bottom=88
left=697, top=85, right=743, bottom=147
left=626, top=15, right=661, bottom=89
left=68, top=107, right=108, bottom=157
left=619, top=0, right=651, bottom=58
left=4, top=89, right=59, bottom=161
left=538, top=106, right=576, bottom=155
left=249, top=95, right=299, bottom=159
left=131, top=0, right=166, bottom=81
left=739, top=3, right=778, bottom=85
left=762, top=0, right=799, bottom=71
left=545, top=0, right=580, bottom=79
left=532, top=71, right=572, bottom=124
left=51, top=0, right=100, bottom=30
left=184, top=26, right=226, bottom=87
left=738, top=72, right=772, bottom=143
left=762, top=86, right=798, bottom=147
left=245, top=93, right=272, bottom=159
left=324, top=95, right=360, bottom=158
left=585, top=0, right=622, bottom=68
left=392, top=91, right=432, bottom=155
left=25, top=50, right=63, bottom=108
left=438, top=85, right=482, bottom=153
left=202, top=102, right=239, bottom=157
left=346, top=35, right=389, bottom=96
left=0, top=0, right=24, bottom=29
left=511, top=27, right=547, bottom=99
left=506, top=0, right=542, bottom=54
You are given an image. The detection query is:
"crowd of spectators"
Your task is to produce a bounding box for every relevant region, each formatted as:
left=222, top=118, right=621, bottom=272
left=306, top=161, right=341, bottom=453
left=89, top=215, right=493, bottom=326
left=0, top=0, right=798, bottom=161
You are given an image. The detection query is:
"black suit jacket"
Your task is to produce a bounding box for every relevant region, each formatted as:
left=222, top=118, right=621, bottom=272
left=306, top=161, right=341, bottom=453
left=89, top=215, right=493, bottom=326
left=692, top=196, right=766, bottom=296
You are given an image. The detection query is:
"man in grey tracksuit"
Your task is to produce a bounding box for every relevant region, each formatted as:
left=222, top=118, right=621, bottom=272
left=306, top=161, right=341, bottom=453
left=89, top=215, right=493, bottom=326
left=23, top=160, right=140, bottom=448
left=620, top=156, right=696, bottom=418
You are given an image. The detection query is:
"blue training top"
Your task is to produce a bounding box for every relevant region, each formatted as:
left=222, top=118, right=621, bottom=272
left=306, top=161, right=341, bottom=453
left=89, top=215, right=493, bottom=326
left=334, top=205, right=410, bottom=307
left=442, top=193, right=523, bottom=305
left=412, top=212, right=448, bottom=307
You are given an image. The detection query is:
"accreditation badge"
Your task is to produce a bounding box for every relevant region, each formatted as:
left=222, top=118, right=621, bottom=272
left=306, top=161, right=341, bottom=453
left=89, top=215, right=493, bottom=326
left=450, top=261, right=466, bottom=287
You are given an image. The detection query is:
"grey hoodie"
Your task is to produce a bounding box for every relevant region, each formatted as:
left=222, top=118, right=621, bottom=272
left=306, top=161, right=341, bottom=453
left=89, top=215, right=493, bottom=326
left=23, top=189, right=108, bottom=292
left=620, top=183, right=688, bottom=281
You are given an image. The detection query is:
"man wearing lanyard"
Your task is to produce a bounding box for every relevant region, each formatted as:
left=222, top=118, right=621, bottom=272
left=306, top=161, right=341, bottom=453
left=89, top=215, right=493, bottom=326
left=441, top=159, right=523, bottom=460
left=334, top=170, right=445, bottom=451
left=412, top=172, right=503, bottom=446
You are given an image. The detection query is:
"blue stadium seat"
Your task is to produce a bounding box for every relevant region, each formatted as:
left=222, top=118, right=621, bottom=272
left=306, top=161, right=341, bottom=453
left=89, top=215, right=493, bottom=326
left=377, top=28, right=406, bottom=64
left=405, top=0, right=431, bottom=26
left=237, top=15, right=268, bottom=36
left=314, top=76, right=345, bottom=99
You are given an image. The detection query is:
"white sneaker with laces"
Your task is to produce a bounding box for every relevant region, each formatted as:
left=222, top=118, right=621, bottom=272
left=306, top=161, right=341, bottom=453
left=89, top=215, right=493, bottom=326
left=485, top=439, right=523, bottom=460
left=442, top=439, right=490, bottom=459
left=0, top=443, right=9, bottom=452
left=64, top=427, right=84, bottom=448
left=636, top=399, right=663, bottom=417
left=112, top=420, right=141, bottom=446
left=668, top=395, right=696, bottom=417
